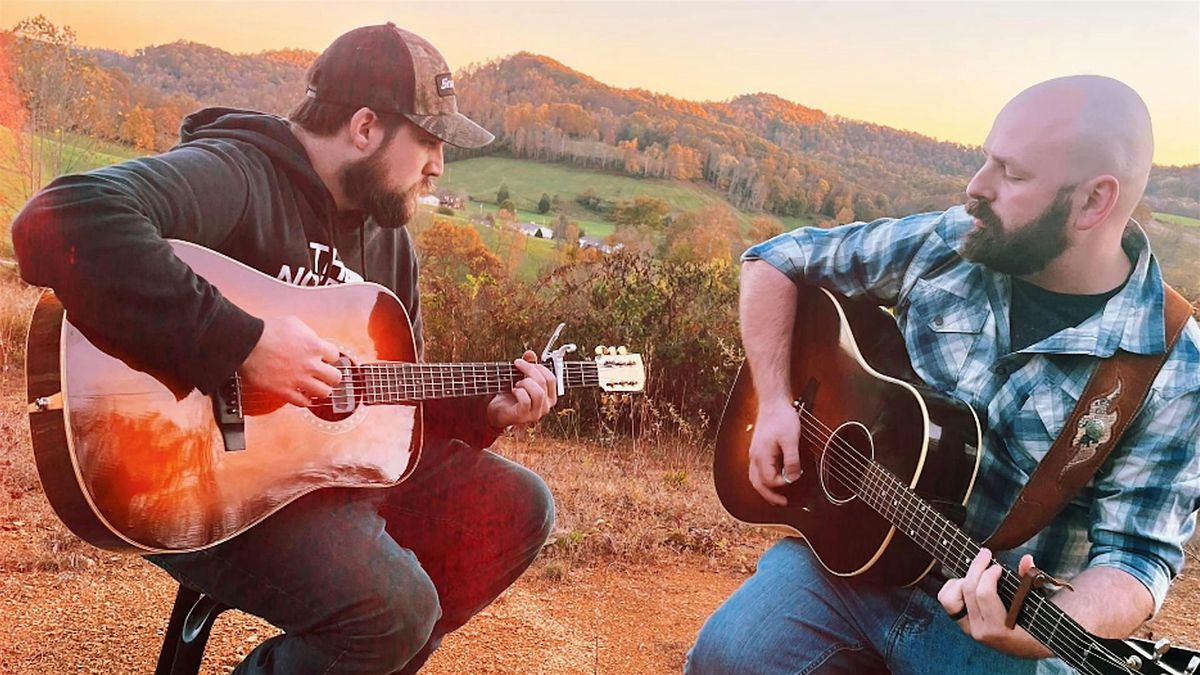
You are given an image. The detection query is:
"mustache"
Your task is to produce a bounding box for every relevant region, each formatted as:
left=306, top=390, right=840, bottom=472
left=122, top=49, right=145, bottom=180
left=965, top=198, right=1001, bottom=229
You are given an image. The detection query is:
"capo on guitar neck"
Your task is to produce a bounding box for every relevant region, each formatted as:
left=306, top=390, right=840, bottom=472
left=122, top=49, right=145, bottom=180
left=540, top=322, right=576, bottom=396
left=1004, top=565, right=1074, bottom=629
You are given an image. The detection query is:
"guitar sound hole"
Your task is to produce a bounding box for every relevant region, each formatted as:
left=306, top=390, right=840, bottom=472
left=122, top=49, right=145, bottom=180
left=309, top=397, right=356, bottom=422
left=819, top=422, right=873, bottom=505
left=309, top=356, right=358, bottom=422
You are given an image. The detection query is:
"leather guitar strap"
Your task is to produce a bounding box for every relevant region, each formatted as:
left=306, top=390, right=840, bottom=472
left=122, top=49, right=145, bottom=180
left=984, top=284, right=1193, bottom=551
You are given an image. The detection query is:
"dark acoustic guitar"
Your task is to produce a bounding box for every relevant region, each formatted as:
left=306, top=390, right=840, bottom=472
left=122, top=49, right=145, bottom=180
left=714, top=285, right=1198, bottom=675
left=25, top=240, right=645, bottom=555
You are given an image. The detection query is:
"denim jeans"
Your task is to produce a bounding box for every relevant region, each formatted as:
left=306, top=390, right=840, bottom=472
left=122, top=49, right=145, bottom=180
left=687, top=538, right=1071, bottom=675
left=146, top=436, right=554, bottom=674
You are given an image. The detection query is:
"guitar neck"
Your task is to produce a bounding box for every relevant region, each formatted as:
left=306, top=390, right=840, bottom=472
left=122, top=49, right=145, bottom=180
left=347, top=361, right=602, bottom=404
left=859, top=461, right=1137, bottom=673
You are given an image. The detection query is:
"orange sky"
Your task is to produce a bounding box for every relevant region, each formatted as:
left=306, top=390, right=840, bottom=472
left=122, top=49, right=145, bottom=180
left=3, top=1, right=1198, bottom=166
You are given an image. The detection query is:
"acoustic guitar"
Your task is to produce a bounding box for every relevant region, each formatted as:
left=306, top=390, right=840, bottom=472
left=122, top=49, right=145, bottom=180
left=26, top=240, right=645, bottom=555
left=714, top=285, right=1198, bottom=675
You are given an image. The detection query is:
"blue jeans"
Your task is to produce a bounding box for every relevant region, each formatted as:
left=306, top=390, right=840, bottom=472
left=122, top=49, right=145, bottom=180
left=147, top=437, right=554, bottom=674
left=687, top=538, right=1070, bottom=675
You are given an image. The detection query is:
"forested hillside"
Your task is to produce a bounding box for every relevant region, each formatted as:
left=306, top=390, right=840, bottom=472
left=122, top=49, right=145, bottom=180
left=4, top=20, right=1194, bottom=223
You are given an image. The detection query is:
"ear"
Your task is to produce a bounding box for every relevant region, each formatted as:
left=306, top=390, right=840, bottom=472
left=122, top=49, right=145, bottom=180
left=1073, top=175, right=1119, bottom=231
left=345, top=107, right=383, bottom=153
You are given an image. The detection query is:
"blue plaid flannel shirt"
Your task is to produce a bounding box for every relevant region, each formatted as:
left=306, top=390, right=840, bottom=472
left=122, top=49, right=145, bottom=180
left=743, top=205, right=1200, bottom=610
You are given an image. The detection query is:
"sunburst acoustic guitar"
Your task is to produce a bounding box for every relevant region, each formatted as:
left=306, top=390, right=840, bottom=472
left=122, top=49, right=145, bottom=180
left=26, top=240, right=645, bottom=555
left=714, top=285, right=1198, bottom=675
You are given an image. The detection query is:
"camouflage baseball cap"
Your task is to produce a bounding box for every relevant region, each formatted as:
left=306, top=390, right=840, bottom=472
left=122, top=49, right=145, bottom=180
left=306, top=23, right=494, bottom=149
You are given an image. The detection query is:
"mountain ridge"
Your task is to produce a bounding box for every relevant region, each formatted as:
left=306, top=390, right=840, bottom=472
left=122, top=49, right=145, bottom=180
left=15, top=35, right=1200, bottom=220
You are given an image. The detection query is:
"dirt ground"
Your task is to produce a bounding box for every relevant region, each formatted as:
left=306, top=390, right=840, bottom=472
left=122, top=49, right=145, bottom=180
left=0, top=371, right=1197, bottom=674
left=0, top=544, right=745, bottom=674
left=1, top=530, right=1198, bottom=674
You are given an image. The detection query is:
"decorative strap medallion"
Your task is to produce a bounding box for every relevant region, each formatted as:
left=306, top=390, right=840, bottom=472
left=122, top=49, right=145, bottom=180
left=1064, top=378, right=1122, bottom=474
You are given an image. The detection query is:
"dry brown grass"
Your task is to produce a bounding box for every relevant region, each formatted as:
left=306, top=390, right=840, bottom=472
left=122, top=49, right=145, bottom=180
left=0, top=268, right=40, bottom=376
left=0, top=273, right=100, bottom=574
left=498, top=433, right=773, bottom=582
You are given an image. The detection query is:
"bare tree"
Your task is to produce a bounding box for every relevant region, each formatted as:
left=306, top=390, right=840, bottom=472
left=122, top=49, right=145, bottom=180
left=1, top=15, right=106, bottom=219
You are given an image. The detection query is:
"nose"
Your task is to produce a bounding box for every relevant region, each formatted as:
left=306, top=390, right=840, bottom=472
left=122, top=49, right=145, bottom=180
left=426, top=144, right=444, bottom=178
left=966, top=161, right=994, bottom=203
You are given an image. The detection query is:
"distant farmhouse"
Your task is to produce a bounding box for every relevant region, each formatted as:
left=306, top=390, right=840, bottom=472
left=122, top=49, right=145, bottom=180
left=579, top=236, right=620, bottom=254
left=417, top=194, right=440, bottom=207
left=436, top=192, right=465, bottom=210
left=516, top=223, right=554, bottom=239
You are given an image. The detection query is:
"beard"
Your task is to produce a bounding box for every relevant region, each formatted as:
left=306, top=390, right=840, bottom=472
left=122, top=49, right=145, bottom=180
left=339, top=148, right=435, bottom=229
left=962, top=186, right=1074, bottom=276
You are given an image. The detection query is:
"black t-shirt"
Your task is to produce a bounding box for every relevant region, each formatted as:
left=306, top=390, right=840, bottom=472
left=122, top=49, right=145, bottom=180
left=1009, top=277, right=1124, bottom=352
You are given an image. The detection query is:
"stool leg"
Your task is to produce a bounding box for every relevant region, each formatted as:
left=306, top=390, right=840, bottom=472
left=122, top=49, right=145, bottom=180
left=172, top=595, right=232, bottom=674
left=155, top=585, right=201, bottom=675
left=155, top=584, right=234, bottom=675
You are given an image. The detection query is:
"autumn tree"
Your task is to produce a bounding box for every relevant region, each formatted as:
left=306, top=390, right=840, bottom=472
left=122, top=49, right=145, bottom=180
left=2, top=15, right=107, bottom=212
left=663, top=204, right=742, bottom=263
left=415, top=218, right=506, bottom=361
left=612, top=195, right=669, bottom=231
left=747, top=216, right=786, bottom=245
left=120, top=103, right=155, bottom=150
left=0, top=33, right=28, bottom=130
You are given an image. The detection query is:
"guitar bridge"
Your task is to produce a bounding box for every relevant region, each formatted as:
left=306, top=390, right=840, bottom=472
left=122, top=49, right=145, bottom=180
left=212, top=376, right=245, bottom=452
left=794, top=377, right=820, bottom=414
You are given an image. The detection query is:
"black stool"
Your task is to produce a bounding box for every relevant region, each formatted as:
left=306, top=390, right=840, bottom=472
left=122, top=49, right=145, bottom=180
left=155, top=584, right=233, bottom=675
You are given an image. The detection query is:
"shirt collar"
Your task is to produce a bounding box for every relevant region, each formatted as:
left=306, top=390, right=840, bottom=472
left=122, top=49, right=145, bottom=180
left=1013, top=222, right=1166, bottom=357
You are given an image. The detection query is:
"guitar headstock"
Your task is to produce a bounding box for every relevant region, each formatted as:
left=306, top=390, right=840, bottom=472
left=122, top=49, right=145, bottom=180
left=593, top=346, right=646, bottom=393
left=1106, top=637, right=1200, bottom=675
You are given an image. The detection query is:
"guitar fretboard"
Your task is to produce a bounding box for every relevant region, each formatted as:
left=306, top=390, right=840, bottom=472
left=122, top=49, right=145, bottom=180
left=852, top=460, right=1134, bottom=673
left=343, top=361, right=602, bottom=404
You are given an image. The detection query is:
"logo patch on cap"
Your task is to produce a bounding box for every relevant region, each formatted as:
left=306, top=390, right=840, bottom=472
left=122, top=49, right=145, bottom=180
left=435, top=73, right=455, bottom=97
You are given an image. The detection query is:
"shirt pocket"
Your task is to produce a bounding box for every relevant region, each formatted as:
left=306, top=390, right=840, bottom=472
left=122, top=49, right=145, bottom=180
left=1004, top=378, right=1071, bottom=474
left=900, top=278, right=988, bottom=389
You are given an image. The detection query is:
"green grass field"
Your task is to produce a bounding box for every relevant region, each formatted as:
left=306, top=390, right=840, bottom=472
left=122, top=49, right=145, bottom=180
left=465, top=200, right=616, bottom=239
left=442, top=156, right=728, bottom=212
left=439, top=156, right=817, bottom=234
left=1154, top=212, right=1200, bottom=228
left=0, top=128, right=143, bottom=257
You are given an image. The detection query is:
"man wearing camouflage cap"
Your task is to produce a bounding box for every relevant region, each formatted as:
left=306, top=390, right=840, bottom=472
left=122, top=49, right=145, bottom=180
left=14, top=23, right=556, bottom=673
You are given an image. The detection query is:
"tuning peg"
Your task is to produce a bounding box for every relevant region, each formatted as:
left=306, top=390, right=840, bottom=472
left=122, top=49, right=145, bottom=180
left=617, top=346, right=628, bottom=355
left=1154, top=638, right=1171, bottom=660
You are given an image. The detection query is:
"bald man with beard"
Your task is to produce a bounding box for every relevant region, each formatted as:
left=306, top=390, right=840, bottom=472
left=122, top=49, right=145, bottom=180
left=687, top=76, right=1200, bottom=674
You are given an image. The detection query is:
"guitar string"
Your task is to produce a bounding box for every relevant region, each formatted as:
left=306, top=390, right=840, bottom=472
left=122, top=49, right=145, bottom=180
left=789, top=410, right=1130, bottom=674
left=226, top=372, right=1123, bottom=670
left=791, top=410, right=1130, bottom=674
left=216, top=384, right=1125, bottom=672
left=234, top=364, right=602, bottom=401
left=792, top=432, right=1122, bottom=675
left=233, top=363, right=610, bottom=407
left=298, top=369, right=602, bottom=405
left=269, top=373, right=603, bottom=410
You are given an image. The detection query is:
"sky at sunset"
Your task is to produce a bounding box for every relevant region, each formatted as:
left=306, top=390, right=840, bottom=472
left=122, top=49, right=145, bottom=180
left=4, top=0, right=1198, bottom=166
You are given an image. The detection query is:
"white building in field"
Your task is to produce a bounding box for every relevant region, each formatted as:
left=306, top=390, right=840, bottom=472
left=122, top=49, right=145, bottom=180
left=417, top=194, right=440, bottom=207
left=516, top=223, right=554, bottom=239
left=579, top=236, right=620, bottom=254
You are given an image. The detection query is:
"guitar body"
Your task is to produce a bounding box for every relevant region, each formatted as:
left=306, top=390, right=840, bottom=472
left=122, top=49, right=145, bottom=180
left=714, top=286, right=983, bottom=586
left=26, top=241, right=422, bottom=554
